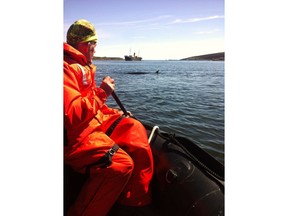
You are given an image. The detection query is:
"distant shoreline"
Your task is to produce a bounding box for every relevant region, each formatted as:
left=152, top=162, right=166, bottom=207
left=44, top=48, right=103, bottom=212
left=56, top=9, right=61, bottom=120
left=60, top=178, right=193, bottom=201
left=93, top=52, right=224, bottom=61
left=92, top=56, right=124, bottom=61
left=180, top=52, right=224, bottom=61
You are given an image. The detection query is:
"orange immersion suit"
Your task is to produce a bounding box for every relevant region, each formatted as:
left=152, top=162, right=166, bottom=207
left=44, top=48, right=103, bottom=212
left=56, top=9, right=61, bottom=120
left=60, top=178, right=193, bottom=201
left=64, top=43, right=154, bottom=216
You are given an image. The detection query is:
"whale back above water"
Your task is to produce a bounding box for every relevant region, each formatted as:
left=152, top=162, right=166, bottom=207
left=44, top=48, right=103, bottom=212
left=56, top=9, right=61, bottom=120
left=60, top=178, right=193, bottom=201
left=126, top=70, right=159, bottom=75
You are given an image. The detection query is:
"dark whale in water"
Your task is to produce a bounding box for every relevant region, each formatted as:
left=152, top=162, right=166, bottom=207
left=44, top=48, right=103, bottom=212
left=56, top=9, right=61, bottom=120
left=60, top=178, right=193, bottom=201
left=126, top=70, right=159, bottom=75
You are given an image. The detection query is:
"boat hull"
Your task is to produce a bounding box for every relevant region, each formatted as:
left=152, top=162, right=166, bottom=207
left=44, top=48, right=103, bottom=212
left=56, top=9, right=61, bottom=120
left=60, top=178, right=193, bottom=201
left=124, top=55, right=142, bottom=61
left=147, top=125, right=224, bottom=215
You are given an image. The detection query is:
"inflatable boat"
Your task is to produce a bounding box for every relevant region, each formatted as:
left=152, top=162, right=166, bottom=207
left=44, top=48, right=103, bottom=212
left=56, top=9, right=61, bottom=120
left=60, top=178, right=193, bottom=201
left=143, top=124, right=224, bottom=215
left=64, top=93, right=224, bottom=215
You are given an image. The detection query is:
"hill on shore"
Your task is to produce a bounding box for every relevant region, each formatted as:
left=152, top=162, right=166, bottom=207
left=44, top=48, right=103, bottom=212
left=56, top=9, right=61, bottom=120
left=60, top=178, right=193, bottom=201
left=181, top=52, right=224, bottom=61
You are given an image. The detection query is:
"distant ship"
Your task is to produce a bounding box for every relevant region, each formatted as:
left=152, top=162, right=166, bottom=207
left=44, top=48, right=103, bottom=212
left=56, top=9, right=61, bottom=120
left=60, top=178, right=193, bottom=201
left=124, top=52, right=142, bottom=61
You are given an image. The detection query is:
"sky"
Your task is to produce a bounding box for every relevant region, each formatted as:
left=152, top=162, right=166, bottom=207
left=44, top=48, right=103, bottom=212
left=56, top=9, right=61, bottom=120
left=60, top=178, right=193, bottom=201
left=64, top=0, right=224, bottom=60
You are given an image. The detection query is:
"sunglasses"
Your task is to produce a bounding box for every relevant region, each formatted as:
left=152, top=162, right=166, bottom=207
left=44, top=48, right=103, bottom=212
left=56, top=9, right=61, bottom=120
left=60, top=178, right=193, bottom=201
left=88, top=41, right=97, bottom=46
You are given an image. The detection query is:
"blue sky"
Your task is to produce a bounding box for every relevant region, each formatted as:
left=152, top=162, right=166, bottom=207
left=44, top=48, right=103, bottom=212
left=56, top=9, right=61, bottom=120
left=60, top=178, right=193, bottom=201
left=64, top=0, right=224, bottom=60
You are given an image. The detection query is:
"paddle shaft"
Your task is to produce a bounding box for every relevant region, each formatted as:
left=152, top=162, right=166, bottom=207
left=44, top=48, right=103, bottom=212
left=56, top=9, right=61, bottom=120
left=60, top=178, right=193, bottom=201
left=112, top=92, right=129, bottom=116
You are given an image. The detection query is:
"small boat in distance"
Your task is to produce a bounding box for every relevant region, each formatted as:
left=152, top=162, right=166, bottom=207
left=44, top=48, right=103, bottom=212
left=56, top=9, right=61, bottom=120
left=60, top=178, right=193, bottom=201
left=124, top=51, right=142, bottom=61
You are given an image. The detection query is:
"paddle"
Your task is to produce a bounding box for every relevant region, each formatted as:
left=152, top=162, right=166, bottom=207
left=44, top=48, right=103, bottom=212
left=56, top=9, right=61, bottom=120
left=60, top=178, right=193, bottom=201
left=111, top=91, right=129, bottom=116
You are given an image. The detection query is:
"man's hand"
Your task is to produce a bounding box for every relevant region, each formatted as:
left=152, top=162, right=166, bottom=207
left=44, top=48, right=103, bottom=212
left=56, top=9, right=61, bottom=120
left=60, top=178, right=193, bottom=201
left=100, top=76, right=115, bottom=97
left=118, top=110, right=133, bottom=117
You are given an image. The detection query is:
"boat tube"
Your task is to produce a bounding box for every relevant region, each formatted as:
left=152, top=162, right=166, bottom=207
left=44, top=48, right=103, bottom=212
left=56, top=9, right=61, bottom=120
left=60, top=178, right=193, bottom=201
left=145, top=124, right=224, bottom=216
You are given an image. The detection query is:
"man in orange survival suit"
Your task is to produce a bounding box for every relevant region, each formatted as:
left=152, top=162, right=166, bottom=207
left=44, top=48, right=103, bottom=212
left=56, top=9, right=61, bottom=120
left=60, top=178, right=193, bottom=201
left=64, top=19, right=155, bottom=216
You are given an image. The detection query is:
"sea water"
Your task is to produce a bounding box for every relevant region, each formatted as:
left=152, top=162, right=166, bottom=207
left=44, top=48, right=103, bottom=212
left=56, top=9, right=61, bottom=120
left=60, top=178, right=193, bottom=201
left=94, top=60, right=224, bottom=164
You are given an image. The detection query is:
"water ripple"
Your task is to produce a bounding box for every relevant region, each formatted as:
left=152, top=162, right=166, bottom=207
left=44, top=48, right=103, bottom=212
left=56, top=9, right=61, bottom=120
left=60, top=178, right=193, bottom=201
left=96, top=60, right=224, bottom=163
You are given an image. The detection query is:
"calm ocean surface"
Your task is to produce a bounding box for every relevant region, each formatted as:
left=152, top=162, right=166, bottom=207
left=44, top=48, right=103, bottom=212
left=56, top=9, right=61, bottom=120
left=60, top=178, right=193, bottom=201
left=93, top=60, right=224, bottom=164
